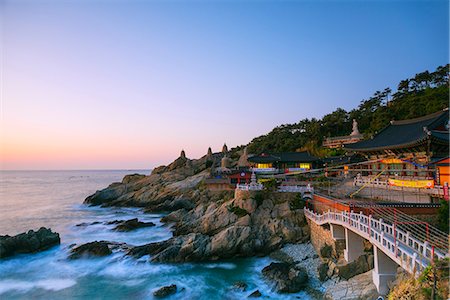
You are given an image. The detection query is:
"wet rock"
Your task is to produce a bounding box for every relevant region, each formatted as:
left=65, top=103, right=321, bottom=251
left=153, top=284, right=177, bottom=298
left=68, top=241, right=112, bottom=259
left=75, top=221, right=101, bottom=227
left=0, top=227, right=60, bottom=259
left=232, top=281, right=248, bottom=292
left=248, top=290, right=262, bottom=297
left=269, top=249, right=295, bottom=264
left=109, top=218, right=156, bottom=232
left=261, top=262, right=308, bottom=293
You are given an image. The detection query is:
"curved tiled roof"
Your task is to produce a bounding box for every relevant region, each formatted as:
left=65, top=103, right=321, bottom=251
left=248, top=151, right=318, bottom=163
left=345, top=109, right=449, bottom=152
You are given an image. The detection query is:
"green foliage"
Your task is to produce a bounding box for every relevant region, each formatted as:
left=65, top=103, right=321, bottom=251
left=247, top=65, right=449, bottom=155
left=320, top=244, right=333, bottom=258
left=227, top=204, right=249, bottom=217
left=290, top=193, right=306, bottom=210
left=261, top=178, right=277, bottom=191
left=253, top=191, right=265, bottom=207
left=389, top=258, right=449, bottom=300
left=205, top=160, right=213, bottom=168
left=437, top=200, right=449, bottom=233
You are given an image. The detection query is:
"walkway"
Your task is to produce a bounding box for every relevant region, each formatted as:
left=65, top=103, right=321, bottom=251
left=304, top=206, right=449, bottom=294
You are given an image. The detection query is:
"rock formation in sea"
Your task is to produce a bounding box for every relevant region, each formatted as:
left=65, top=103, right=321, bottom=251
left=0, top=227, right=60, bottom=259
left=84, top=147, right=308, bottom=262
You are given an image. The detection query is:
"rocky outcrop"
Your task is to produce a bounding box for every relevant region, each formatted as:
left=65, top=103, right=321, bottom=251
left=0, top=227, right=60, bottom=258
left=153, top=284, right=177, bottom=298
left=84, top=154, right=213, bottom=209
left=84, top=149, right=309, bottom=273
left=337, top=254, right=374, bottom=280
left=317, top=254, right=374, bottom=281
left=248, top=290, right=262, bottom=297
left=128, top=193, right=308, bottom=262
left=261, top=262, right=308, bottom=293
left=68, top=241, right=114, bottom=259
left=107, top=218, right=155, bottom=231
left=231, top=281, right=248, bottom=292
left=324, top=270, right=379, bottom=300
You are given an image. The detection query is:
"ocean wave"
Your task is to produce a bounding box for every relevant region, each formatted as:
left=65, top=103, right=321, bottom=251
left=0, top=278, right=76, bottom=294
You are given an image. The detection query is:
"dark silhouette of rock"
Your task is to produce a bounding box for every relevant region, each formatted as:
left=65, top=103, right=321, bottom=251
left=0, top=227, right=60, bottom=259
left=108, top=218, right=155, bottom=232
left=261, top=262, right=308, bottom=293
left=248, top=290, right=262, bottom=297
left=232, top=281, right=248, bottom=292
left=153, top=284, right=177, bottom=298
left=144, top=198, right=194, bottom=213
left=75, top=221, right=101, bottom=227
left=68, top=241, right=112, bottom=259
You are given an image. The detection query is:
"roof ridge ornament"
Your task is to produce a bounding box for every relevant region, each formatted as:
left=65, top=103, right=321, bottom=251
left=423, top=126, right=431, bottom=136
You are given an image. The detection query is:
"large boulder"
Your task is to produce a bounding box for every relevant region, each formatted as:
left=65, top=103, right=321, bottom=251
left=108, top=218, right=155, bottom=231
left=68, top=241, right=113, bottom=259
left=153, top=284, right=177, bottom=298
left=0, top=227, right=60, bottom=259
left=337, top=254, right=374, bottom=280
left=324, top=270, right=379, bottom=300
left=261, top=262, right=308, bottom=293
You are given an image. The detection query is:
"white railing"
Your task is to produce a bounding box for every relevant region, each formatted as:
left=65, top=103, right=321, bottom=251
left=236, top=183, right=264, bottom=191
left=278, top=185, right=314, bottom=194
left=304, top=207, right=448, bottom=275
left=252, top=168, right=278, bottom=173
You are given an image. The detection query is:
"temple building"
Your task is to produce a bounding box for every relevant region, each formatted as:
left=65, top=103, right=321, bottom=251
left=323, top=119, right=364, bottom=148
left=432, top=157, right=450, bottom=187
left=344, top=108, right=449, bottom=185
left=248, top=151, right=319, bottom=174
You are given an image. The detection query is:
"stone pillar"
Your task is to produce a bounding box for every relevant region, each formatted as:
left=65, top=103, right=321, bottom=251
left=344, top=228, right=365, bottom=262
left=331, top=224, right=345, bottom=240
left=372, top=246, right=397, bottom=295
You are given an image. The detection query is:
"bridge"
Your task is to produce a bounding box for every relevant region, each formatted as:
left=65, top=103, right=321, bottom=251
left=304, top=206, right=449, bottom=295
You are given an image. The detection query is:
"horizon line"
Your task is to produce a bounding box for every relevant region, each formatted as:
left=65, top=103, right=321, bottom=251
left=0, top=169, right=153, bottom=172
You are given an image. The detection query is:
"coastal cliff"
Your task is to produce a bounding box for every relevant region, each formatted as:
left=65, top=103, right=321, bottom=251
left=84, top=152, right=214, bottom=209
left=129, top=192, right=309, bottom=262
left=84, top=150, right=309, bottom=262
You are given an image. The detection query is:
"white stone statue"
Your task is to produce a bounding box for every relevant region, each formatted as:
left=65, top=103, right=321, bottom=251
left=350, top=119, right=360, bottom=136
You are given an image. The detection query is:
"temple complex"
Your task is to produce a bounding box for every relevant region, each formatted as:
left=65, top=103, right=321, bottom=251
left=345, top=109, right=449, bottom=182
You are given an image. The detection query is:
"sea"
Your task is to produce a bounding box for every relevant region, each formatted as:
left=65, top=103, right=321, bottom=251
left=0, top=170, right=315, bottom=299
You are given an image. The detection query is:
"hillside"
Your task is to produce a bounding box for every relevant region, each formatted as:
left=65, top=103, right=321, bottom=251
left=247, top=65, right=449, bottom=156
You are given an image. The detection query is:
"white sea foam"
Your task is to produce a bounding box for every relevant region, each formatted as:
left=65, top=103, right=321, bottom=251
left=203, top=262, right=237, bottom=270
left=0, top=279, right=76, bottom=294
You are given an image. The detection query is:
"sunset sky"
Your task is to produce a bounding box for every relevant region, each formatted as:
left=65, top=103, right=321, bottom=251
left=1, top=0, right=448, bottom=170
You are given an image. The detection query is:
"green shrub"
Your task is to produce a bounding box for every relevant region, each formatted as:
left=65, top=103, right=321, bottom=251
left=290, top=193, right=306, bottom=210
left=253, top=191, right=265, bottom=207
left=437, top=200, right=449, bottom=233
left=227, top=204, right=249, bottom=217
left=205, top=160, right=213, bottom=168
left=261, top=178, right=277, bottom=191
left=320, top=244, right=333, bottom=258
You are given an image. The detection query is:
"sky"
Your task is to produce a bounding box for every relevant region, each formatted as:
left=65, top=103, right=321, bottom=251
left=0, top=0, right=448, bottom=170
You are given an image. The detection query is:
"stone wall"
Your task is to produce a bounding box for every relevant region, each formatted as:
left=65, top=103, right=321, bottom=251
left=307, top=218, right=344, bottom=258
